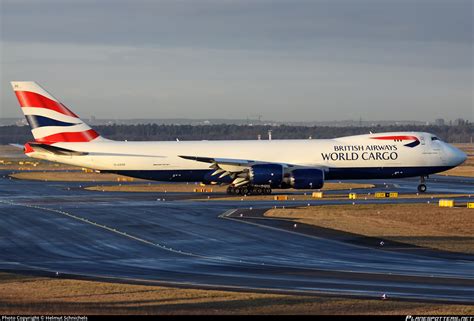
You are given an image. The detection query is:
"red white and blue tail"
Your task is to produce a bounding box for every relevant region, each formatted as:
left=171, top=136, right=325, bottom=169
left=11, top=81, right=101, bottom=145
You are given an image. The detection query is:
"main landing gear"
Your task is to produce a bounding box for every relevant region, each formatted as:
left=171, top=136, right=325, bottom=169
left=417, top=176, right=427, bottom=193
left=226, top=185, right=272, bottom=195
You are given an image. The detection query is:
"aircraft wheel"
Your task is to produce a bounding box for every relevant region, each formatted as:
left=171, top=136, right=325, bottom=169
left=417, top=184, right=427, bottom=193
left=247, top=185, right=254, bottom=195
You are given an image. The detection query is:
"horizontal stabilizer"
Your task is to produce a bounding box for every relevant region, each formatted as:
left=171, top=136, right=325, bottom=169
left=28, top=142, right=89, bottom=156
left=9, top=143, right=24, bottom=149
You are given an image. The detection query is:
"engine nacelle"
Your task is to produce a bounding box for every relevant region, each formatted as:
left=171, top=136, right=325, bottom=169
left=289, top=168, right=324, bottom=189
left=249, top=164, right=284, bottom=186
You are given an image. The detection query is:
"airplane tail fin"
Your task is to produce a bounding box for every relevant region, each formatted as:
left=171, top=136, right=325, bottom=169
left=11, top=81, right=101, bottom=145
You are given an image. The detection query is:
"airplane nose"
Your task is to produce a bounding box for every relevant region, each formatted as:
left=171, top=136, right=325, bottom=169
left=459, top=150, right=468, bottom=164
left=449, top=146, right=467, bottom=166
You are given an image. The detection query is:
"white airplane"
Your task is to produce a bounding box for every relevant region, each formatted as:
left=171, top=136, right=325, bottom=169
left=10, top=81, right=467, bottom=195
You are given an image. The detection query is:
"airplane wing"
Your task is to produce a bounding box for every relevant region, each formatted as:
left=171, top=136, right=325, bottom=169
left=179, top=155, right=256, bottom=167
left=179, top=155, right=300, bottom=186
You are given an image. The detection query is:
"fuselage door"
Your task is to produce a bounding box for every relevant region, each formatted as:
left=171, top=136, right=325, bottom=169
left=420, top=136, right=425, bottom=145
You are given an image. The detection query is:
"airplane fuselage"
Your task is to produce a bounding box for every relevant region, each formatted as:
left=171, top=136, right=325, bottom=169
left=11, top=81, right=467, bottom=192
left=25, top=131, right=466, bottom=184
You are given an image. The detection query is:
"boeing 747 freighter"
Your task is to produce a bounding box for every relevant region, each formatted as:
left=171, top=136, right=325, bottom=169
left=10, top=81, right=467, bottom=195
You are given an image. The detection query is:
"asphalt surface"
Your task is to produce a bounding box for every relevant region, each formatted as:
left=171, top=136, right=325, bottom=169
left=0, top=171, right=473, bottom=303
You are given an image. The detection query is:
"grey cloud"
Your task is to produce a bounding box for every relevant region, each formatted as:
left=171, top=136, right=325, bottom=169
left=2, top=0, right=472, bottom=48
left=2, top=43, right=471, bottom=121
left=1, top=0, right=472, bottom=122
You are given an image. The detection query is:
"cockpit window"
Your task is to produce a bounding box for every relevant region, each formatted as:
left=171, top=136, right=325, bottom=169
left=431, top=137, right=440, bottom=141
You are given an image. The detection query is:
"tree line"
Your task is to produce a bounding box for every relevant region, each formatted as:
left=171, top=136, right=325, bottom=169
left=0, top=123, right=472, bottom=145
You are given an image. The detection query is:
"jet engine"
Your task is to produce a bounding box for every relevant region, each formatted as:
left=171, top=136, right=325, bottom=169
left=288, top=168, right=324, bottom=189
left=249, top=164, right=284, bottom=186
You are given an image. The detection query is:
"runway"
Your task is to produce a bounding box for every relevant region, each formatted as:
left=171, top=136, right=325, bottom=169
left=0, top=171, right=473, bottom=303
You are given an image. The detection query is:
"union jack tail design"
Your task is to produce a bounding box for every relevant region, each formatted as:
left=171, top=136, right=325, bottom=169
left=11, top=81, right=100, bottom=145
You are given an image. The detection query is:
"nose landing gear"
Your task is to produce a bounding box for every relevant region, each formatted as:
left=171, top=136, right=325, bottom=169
left=417, top=176, right=427, bottom=193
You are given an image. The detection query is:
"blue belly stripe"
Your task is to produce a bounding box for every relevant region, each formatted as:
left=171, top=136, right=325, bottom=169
left=103, top=166, right=454, bottom=184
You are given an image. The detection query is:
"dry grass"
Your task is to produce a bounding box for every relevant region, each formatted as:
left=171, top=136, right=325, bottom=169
left=9, top=171, right=139, bottom=182
left=0, top=145, right=24, bottom=157
left=0, top=145, right=79, bottom=171
left=0, top=273, right=472, bottom=315
left=441, top=166, right=474, bottom=177
left=266, top=204, right=474, bottom=254
left=205, top=192, right=470, bottom=201
left=315, top=182, right=374, bottom=191
left=0, top=160, right=79, bottom=171
left=85, top=182, right=375, bottom=193
left=86, top=183, right=228, bottom=192
left=454, top=143, right=474, bottom=155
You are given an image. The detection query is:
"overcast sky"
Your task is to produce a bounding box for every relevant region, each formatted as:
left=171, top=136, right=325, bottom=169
left=1, top=0, right=472, bottom=122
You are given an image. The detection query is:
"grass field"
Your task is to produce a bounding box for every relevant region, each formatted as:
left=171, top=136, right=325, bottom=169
left=265, top=203, right=474, bottom=254
left=0, top=145, right=79, bottom=171
left=0, top=273, right=472, bottom=315
left=84, top=182, right=375, bottom=193
left=9, top=171, right=138, bottom=182
left=199, top=192, right=471, bottom=201
left=0, top=145, right=24, bottom=158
